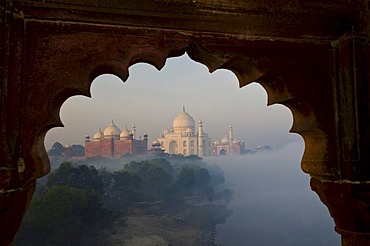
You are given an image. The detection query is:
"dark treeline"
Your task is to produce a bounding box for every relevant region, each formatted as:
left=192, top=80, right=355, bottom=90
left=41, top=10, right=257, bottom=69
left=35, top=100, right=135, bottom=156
left=47, top=141, right=85, bottom=157
left=15, top=156, right=231, bottom=246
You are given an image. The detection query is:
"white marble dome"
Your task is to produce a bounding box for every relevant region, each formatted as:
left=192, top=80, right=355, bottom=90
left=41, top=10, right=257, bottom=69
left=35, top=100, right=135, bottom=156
left=93, top=128, right=103, bottom=140
left=104, top=120, right=121, bottom=137
left=173, top=110, right=195, bottom=130
left=120, top=126, right=131, bottom=138
left=152, top=140, right=160, bottom=145
left=221, top=135, right=229, bottom=144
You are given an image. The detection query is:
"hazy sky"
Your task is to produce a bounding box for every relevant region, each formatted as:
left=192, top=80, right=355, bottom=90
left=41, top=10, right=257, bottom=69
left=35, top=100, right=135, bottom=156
left=45, top=54, right=301, bottom=150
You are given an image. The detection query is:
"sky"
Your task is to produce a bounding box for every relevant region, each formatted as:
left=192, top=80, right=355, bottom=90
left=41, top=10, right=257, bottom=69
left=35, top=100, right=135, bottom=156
left=44, top=54, right=301, bottom=151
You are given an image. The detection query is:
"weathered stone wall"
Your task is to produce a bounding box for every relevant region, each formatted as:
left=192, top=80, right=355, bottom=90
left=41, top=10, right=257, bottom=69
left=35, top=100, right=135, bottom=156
left=84, top=140, right=102, bottom=158
left=1, top=0, right=370, bottom=245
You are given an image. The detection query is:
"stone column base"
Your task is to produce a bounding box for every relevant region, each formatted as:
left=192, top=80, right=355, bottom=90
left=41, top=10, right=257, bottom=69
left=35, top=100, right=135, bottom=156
left=336, top=228, right=370, bottom=246
left=311, top=177, right=370, bottom=246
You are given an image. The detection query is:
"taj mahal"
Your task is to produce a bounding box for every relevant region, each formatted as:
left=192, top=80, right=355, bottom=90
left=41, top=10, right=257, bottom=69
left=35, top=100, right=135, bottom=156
left=84, top=107, right=245, bottom=158
left=157, top=107, right=212, bottom=156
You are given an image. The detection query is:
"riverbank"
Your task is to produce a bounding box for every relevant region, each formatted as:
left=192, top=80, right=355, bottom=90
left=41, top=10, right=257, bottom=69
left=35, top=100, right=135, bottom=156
left=106, top=214, right=216, bottom=245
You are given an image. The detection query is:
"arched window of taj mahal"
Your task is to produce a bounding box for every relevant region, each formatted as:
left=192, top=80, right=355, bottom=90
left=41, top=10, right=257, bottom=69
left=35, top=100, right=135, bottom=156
left=169, top=140, right=177, bottom=154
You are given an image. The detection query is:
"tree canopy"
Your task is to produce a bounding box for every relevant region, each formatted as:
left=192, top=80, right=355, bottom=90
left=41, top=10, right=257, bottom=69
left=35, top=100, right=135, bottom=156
left=16, top=157, right=228, bottom=245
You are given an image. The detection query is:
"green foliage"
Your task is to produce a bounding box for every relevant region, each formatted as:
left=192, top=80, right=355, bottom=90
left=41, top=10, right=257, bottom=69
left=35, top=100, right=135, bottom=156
left=175, top=166, right=214, bottom=200
left=176, top=166, right=196, bottom=191
left=16, top=158, right=228, bottom=245
left=208, top=164, right=225, bottom=187
left=195, top=168, right=211, bottom=186
left=47, top=142, right=85, bottom=157
left=123, top=159, right=173, bottom=200
left=70, top=144, right=85, bottom=156
left=47, top=142, right=64, bottom=156
left=168, top=154, right=202, bottom=161
left=15, top=162, right=115, bottom=246
left=16, top=186, right=88, bottom=245
left=47, top=162, right=103, bottom=193
left=110, top=170, right=143, bottom=204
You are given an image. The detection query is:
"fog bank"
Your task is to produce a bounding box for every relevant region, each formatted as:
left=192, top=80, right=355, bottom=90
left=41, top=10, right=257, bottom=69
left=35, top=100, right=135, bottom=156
left=207, top=141, right=340, bottom=246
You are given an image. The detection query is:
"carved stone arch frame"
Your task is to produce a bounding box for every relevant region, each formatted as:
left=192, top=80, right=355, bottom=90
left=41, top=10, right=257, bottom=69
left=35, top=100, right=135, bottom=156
left=2, top=2, right=370, bottom=245
left=29, top=22, right=328, bottom=179
left=2, top=18, right=337, bottom=244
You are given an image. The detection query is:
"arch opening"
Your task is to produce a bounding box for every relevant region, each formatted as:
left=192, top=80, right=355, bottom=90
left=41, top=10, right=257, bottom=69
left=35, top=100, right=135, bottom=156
left=30, top=53, right=339, bottom=245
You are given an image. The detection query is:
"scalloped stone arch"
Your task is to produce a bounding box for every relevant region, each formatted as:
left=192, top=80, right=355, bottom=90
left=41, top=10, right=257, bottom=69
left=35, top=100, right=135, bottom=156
left=2, top=2, right=370, bottom=245
left=41, top=43, right=319, bottom=176
left=39, top=35, right=323, bottom=198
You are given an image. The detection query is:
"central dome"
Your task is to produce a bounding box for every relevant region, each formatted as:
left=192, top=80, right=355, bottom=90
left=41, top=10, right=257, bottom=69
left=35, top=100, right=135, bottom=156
left=104, top=120, right=121, bottom=138
left=173, top=110, right=195, bottom=130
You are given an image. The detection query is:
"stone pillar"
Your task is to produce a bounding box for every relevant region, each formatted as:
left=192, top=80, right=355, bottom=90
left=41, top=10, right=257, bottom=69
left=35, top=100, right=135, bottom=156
left=310, top=33, right=370, bottom=245
left=311, top=178, right=370, bottom=246
left=0, top=3, right=41, bottom=244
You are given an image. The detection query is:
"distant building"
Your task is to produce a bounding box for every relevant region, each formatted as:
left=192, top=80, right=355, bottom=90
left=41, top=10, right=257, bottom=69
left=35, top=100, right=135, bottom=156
left=157, top=107, right=212, bottom=156
left=84, top=121, right=148, bottom=159
left=84, top=109, right=246, bottom=158
left=211, top=126, right=246, bottom=155
left=147, top=140, right=165, bottom=156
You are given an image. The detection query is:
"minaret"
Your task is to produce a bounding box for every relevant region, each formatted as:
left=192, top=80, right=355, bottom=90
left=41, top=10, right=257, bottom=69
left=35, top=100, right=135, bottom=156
left=229, top=125, right=233, bottom=155
left=198, top=119, right=204, bottom=156
left=111, top=131, right=115, bottom=159
left=131, top=124, right=136, bottom=139
left=143, top=132, right=148, bottom=155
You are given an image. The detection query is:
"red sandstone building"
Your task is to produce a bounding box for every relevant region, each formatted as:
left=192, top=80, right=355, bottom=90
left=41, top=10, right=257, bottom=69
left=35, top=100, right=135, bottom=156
left=84, top=121, right=148, bottom=159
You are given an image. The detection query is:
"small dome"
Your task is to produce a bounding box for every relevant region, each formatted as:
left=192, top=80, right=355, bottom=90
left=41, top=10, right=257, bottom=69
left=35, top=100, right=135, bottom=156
left=93, top=128, right=103, bottom=140
left=64, top=144, right=71, bottom=149
left=104, top=120, right=121, bottom=137
left=120, top=126, right=131, bottom=138
left=233, top=140, right=238, bottom=144
left=214, top=140, right=220, bottom=144
left=221, top=135, right=229, bottom=144
left=152, top=140, right=160, bottom=145
left=163, top=128, right=170, bottom=134
left=173, top=109, right=195, bottom=130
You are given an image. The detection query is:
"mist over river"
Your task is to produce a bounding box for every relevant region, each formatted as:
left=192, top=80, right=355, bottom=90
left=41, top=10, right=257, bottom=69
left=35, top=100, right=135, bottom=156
left=207, top=141, right=340, bottom=246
